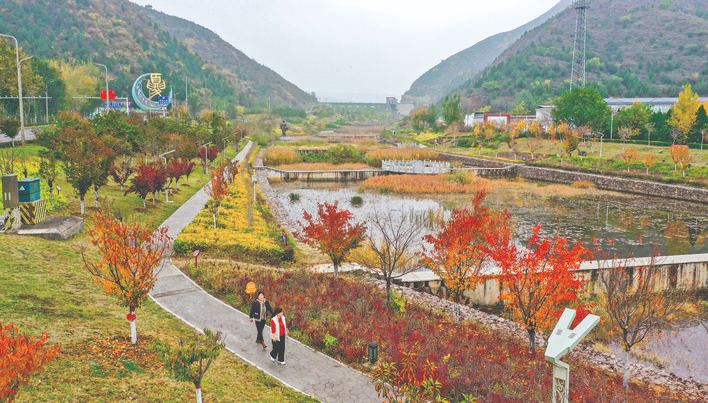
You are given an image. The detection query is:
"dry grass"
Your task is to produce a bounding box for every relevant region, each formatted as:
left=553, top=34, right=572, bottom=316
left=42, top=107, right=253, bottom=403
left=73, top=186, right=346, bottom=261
left=278, top=162, right=370, bottom=171
left=364, top=147, right=439, bottom=167
left=262, top=146, right=299, bottom=166
left=361, top=174, right=490, bottom=194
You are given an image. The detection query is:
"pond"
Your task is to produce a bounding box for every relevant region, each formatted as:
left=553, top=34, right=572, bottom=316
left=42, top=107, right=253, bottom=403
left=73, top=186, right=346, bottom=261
left=272, top=178, right=708, bottom=383
left=273, top=180, right=708, bottom=257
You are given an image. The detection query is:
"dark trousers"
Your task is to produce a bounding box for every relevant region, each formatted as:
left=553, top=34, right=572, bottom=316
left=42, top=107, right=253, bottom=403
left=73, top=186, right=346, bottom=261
left=255, top=320, right=267, bottom=342
left=270, top=335, right=285, bottom=362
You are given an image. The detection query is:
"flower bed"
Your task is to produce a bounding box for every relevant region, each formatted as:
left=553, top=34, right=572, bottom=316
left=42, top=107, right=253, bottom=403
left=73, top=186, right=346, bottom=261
left=173, top=173, right=292, bottom=264
left=185, top=263, right=693, bottom=402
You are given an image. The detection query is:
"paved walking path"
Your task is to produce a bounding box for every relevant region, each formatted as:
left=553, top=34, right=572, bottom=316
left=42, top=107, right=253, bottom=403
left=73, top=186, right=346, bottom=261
left=150, top=141, right=380, bottom=403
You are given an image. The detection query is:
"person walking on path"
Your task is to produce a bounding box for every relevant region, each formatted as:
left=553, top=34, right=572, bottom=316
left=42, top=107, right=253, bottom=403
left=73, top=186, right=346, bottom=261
left=249, top=291, right=274, bottom=349
left=270, top=307, right=288, bottom=364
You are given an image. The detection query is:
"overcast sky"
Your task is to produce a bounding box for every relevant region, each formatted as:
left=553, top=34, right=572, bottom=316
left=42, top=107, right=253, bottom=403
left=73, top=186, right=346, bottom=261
left=131, top=0, right=561, bottom=103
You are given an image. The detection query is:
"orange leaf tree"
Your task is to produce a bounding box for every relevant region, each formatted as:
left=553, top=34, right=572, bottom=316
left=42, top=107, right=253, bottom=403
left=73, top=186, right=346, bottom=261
left=82, top=211, right=172, bottom=344
left=419, top=191, right=511, bottom=323
left=487, top=225, right=591, bottom=352
left=296, top=201, right=366, bottom=281
left=0, top=323, right=60, bottom=401
left=620, top=148, right=640, bottom=172
left=670, top=144, right=693, bottom=177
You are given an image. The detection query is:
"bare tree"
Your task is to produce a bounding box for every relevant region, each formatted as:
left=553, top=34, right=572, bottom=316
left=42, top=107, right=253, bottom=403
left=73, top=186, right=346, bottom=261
left=353, top=209, right=425, bottom=304
left=597, top=244, right=696, bottom=388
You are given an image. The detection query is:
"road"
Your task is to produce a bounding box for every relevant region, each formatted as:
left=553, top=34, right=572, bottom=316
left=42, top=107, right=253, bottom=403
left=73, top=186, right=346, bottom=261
left=0, top=127, right=37, bottom=144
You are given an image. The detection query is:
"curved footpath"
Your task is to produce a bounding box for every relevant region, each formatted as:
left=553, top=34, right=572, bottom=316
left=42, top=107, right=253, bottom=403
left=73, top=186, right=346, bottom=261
left=150, top=141, right=380, bottom=403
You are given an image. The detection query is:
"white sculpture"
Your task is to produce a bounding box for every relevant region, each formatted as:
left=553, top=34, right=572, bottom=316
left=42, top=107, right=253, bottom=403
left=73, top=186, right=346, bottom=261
left=544, top=308, right=600, bottom=403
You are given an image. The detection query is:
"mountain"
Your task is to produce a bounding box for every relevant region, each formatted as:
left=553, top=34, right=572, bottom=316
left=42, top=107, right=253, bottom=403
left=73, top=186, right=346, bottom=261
left=140, top=6, right=316, bottom=109
left=401, top=0, right=573, bottom=107
left=458, top=0, right=708, bottom=112
left=0, top=0, right=315, bottom=113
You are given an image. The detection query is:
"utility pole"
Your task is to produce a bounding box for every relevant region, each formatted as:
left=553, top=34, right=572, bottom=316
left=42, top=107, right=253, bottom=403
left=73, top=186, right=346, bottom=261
left=0, top=34, right=29, bottom=146
left=95, top=63, right=109, bottom=113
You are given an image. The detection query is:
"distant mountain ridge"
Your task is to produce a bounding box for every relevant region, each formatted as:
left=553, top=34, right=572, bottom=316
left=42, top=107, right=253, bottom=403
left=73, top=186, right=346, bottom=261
left=141, top=7, right=316, bottom=108
left=458, top=0, right=708, bottom=111
left=401, top=0, right=573, bottom=107
left=0, top=0, right=314, bottom=111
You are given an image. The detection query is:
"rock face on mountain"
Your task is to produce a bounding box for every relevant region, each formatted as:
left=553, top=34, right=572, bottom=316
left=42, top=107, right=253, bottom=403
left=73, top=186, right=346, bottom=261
left=402, top=0, right=572, bottom=107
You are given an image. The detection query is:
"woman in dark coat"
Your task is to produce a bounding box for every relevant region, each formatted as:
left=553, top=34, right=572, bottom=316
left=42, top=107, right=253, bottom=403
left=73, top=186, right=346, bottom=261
left=249, top=291, right=274, bottom=349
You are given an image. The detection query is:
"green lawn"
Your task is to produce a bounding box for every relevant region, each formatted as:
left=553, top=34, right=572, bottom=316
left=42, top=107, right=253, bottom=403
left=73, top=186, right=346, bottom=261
left=1, top=144, right=316, bottom=402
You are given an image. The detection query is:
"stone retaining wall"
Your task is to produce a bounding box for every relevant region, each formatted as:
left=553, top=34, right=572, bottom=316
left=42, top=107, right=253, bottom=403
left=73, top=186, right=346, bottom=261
left=437, top=151, right=708, bottom=204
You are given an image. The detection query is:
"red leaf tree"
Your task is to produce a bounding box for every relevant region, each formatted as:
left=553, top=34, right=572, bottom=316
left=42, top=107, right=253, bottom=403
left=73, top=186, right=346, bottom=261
left=52, top=112, right=115, bottom=214
left=419, top=191, right=511, bottom=322
left=124, top=163, right=168, bottom=208
left=296, top=201, right=366, bottom=281
left=487, top=224, right=591, bottom=352
left=206, top=166, right=229, bottom=228
left=198, top=145, right=218, bottom=173
left=0, top=323, right=60, bottom=401
left=82, top=211, right=172, bottom=344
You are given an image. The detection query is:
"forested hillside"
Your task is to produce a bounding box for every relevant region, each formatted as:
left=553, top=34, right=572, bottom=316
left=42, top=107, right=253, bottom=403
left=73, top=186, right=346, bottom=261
left=0, top=0, right=315, bottom=116
left=456, top=0, right=708, bottom=112
left=402, top=0, right=572, bottom=107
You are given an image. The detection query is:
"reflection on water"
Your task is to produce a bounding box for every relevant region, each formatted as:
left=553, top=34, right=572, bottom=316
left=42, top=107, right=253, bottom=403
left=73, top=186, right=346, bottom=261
left=609, top=323, right=708, bottom=383
left=273, top=181, right=708, bottom=257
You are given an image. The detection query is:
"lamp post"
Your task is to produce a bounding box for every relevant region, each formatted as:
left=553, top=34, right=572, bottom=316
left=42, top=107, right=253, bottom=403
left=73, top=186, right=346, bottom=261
left=0, top=34, right=29, bottom=146
left=200, top=142, right=212, bottom=175
left=95, top=63, right=109, bottom=113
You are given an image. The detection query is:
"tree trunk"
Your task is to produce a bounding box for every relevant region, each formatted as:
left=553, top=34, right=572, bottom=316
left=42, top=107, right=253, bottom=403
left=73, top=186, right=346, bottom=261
left=94, top=190, right=99, bottom=208
left=333, top=262, right=339, bottom=281
left=528, top=329, right=536, bottom=353
left=80, top=199, right=85, bottom=215
left=130, top=310, right=137, bottom=345
left=213, top=214, right=217, bottom=229
left=195, top=386, right=202, bottom=403
left=385, top=279, right=391, bottom=305
left=143, top=198, right=147, bottom=209
left=623, top=348, right=631, bottom=388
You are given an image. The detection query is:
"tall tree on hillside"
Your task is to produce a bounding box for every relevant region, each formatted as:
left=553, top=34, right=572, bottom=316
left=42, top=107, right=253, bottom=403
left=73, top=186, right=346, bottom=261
left=487, top=225, right=590, bottom=352
left=419, top=191, right=512, bottom=323
left=596, top=242, right=696, bottom=388
left=297, top=201, right=366, bottom=281
left=669, top=83, right=701, bottom=144
left=352, top=209, right=425, bottom=304
left=553, top=86, right=610, bottom=134
left=442, top=93, right=462, bottom=126
left=83, top=211, right=172, bottom=344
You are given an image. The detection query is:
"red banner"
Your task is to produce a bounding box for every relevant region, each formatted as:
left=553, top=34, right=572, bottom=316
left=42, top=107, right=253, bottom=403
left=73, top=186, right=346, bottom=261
left=100, top=90, right=116, bottom=100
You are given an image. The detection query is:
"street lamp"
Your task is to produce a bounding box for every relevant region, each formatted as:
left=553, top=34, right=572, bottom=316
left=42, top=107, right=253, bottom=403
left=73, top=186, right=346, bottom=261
left=95, top=63, right=109, bottom=113
left=0, top=34, right=29, bottom=146
left=609, top=110, right=618, bottom=140
left=200, top=142, right=212, bottom=175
